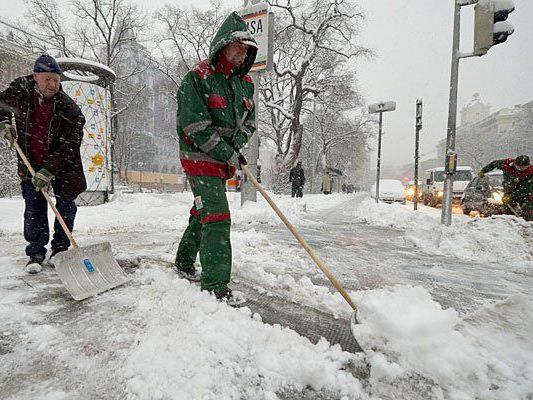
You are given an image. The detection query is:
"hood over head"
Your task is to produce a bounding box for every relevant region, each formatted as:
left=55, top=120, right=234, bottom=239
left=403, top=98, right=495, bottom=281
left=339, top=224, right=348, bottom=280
left=209, top=11, right=258, bottom=76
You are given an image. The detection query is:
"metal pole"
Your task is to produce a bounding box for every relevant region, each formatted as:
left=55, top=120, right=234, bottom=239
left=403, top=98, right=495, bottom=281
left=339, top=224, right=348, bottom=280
left=414, top=99, right=422, bottom=211
left=375, top=111, right=383, bottom=203
left=310, top=94, right=317, bottom=193
left=441, top=1, right=461, bottom=225
left=241, top=72, right=259, bottom=205
left=139, top=163, right=143, bottom=190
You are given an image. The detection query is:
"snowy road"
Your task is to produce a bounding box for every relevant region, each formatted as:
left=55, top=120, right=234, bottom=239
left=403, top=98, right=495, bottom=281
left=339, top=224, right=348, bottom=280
left=255, top=197, right=533, bottom=314
left=1, top=192, right=532, bottom=399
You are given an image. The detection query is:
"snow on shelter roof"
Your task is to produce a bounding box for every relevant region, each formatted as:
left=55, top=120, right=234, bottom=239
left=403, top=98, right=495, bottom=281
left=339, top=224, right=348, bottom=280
left=56, top=57, right=116, bottom=86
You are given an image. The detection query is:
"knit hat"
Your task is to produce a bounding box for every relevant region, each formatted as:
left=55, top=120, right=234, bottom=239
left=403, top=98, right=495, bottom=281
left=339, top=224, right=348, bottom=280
left=515, top=155, right=530, bottom=167
left=33, top=54, right=62, bottom=74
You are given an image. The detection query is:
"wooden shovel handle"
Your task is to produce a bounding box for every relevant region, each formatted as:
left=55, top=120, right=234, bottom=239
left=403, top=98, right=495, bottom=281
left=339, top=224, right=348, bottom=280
left=241, top=164, right=358, bottom=312
left=13, top=141, right=78, bottom=248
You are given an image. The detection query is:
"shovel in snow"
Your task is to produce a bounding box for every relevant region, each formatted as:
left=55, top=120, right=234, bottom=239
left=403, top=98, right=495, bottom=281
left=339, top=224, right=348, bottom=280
left=11, top=116, right=129, bottom=301
left=240, top=164, right=360, bottom=328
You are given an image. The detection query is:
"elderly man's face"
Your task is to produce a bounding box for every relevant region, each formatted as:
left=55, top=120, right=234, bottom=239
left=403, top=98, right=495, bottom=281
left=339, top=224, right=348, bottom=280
left=221, top=41, right=249, bottom=67
left=33, top=72, right=60, bottom=98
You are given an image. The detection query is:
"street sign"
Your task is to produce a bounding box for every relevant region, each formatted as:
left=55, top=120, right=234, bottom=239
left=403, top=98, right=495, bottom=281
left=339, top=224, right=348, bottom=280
left=368, top=101, right=396, bottom=114
left=240, top=2, right=273, bottom=71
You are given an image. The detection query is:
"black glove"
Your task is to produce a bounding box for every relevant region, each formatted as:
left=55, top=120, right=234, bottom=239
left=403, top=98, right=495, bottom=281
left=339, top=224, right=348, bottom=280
left=227, top=150, right=248, bottom=168
left=237, top=151, right=247, bottom=166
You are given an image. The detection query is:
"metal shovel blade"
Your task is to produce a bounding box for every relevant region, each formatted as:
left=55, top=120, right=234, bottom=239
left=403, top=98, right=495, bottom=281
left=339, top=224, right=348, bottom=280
left=53, top=242, right=130, bottom=301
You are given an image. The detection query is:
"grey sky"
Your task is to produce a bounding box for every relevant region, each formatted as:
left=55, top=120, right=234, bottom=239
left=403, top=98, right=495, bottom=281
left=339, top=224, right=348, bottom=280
left=5, top=0, right=532, bottom=168
left=356, top=0, right=533, bottom=167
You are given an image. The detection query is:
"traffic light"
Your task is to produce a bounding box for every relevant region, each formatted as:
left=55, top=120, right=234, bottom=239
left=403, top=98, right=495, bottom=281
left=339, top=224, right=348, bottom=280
left=474, top=0, right=515, bottom=56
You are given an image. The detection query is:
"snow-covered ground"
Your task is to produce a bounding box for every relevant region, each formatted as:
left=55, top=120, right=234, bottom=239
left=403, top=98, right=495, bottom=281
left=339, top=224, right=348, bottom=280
left=1, top=191, right=532, bottom=399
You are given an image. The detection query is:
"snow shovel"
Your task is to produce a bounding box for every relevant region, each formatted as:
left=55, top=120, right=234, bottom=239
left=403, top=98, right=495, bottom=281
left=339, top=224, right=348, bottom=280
left=11, top=116, right=129, bottom=301
left=506, top=203, right=520, bottom=218
left=240, top=164, right=360, bottom=326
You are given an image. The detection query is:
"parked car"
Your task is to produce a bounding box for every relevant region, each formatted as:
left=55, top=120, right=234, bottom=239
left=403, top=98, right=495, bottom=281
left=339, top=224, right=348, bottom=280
left=421, top=166, right=474, bottom=207
left=370, top=179, right=406, bottom=204
left=461, top=170, right=504, bottom=216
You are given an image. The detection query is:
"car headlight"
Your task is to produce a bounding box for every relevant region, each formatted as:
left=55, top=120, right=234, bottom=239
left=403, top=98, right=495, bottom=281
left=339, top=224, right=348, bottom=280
left=491, top=191, right=503, bottom=204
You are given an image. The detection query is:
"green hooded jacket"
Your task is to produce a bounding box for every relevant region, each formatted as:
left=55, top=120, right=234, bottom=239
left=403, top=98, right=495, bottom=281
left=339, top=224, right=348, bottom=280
left=481, top=158, right=533, bottom=208
left=177, top=11, right=258, bottom=178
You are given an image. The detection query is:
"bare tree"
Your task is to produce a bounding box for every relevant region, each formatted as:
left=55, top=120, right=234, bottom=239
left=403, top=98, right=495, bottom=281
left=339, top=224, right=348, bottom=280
left=152, top=1, right=227, bottom=91
left=259, top=0, right=370, bottom=191
left=25, top=0, right=75, bottom=56
left=299, top=76, right=374, bottom=191
left=25, top=0, right=152, bottom=186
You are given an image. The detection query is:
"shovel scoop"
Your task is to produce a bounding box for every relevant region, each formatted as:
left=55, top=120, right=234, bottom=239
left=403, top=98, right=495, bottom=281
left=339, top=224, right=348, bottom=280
left=53, top=242, right=129, bottom=300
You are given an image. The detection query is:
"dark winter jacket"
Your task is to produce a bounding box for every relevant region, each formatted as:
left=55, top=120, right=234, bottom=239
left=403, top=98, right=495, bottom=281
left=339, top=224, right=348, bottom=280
left=177, top=12, right=258, bottom=179
left=289, top=164, right=305, bottom=189
left=481, top=158, right=533, bottom=208
left=0, top=75, right=87, bottom=200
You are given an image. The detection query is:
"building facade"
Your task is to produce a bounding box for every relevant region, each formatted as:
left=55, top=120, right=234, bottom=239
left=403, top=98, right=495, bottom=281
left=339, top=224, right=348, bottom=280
left=437, top=95, right=531, bottom=171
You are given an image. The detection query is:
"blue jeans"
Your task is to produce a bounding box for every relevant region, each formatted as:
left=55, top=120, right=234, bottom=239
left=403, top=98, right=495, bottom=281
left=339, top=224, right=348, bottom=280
left=21, top=180, right=77, bottom=257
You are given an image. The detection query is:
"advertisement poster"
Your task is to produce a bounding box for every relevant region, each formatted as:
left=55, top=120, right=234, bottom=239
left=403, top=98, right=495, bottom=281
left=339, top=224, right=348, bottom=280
left=62, top=81, right=111, bottom=192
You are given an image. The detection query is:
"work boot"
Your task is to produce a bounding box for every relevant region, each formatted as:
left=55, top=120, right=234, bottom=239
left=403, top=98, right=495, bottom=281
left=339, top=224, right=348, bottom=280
left=47, top=249, right=66, bottom=268
left=25, top=254, right=45, bottom=274
left=174, top=264, right=200, bottom=282
left=214, top=288, right=246, bottom=307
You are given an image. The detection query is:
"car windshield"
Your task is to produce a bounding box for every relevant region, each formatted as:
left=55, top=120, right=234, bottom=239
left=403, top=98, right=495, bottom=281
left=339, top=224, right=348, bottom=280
left=488, top=174, right=504, bottom=188
left=456, top=170, right=473, bottom=181
left=379, top=180, right=403, bottom=191
left=433, top=171, right=446, bottom=181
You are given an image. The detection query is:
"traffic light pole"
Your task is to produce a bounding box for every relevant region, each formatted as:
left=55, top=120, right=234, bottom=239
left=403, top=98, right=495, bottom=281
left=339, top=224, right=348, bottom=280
left=375, top=111, right=383, bottom=204
left=441, top=1, right=462, bottom=226
left=441, top=0, right=488, bottom=225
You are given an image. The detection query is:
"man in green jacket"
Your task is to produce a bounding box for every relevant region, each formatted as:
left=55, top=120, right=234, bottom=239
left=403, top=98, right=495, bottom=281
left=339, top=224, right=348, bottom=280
left=174, top=12, right=258, bottom=304
left=479, top=155, right=533, bottom=221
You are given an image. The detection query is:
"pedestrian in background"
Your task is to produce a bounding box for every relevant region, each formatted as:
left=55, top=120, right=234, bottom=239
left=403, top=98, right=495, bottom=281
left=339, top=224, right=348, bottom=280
left=289, top=161, right=305, bottom=198
left=321, top=173, right=332, bottom=195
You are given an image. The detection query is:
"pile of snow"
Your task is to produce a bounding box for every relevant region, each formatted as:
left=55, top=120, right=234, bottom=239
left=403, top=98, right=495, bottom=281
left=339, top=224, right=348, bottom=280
left=349, top=197, right=533, bottom=264
left=353, top=286, right=533, bottom=399
left=121, top=264, right=364, bottom=399
left=2, top=192, right=533, bottom=399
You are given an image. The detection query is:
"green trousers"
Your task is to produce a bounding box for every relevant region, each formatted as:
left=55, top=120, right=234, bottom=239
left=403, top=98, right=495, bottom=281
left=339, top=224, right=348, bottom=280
left=175, top=176, right=232, bottom=292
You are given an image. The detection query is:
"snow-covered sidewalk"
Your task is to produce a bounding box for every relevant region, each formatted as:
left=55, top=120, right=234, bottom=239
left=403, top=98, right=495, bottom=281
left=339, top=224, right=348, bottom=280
left=1, top=192, right=532, bottom=399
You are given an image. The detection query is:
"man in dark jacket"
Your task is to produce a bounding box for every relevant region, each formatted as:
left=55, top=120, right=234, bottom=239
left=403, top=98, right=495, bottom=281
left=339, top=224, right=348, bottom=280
left=174, top=12, right=257, bottom=305
left=289, top=161, right=305, bottom=198
left=0, top=54, right=87, bottom=273
left=479, top=155, right=533, bottom=221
